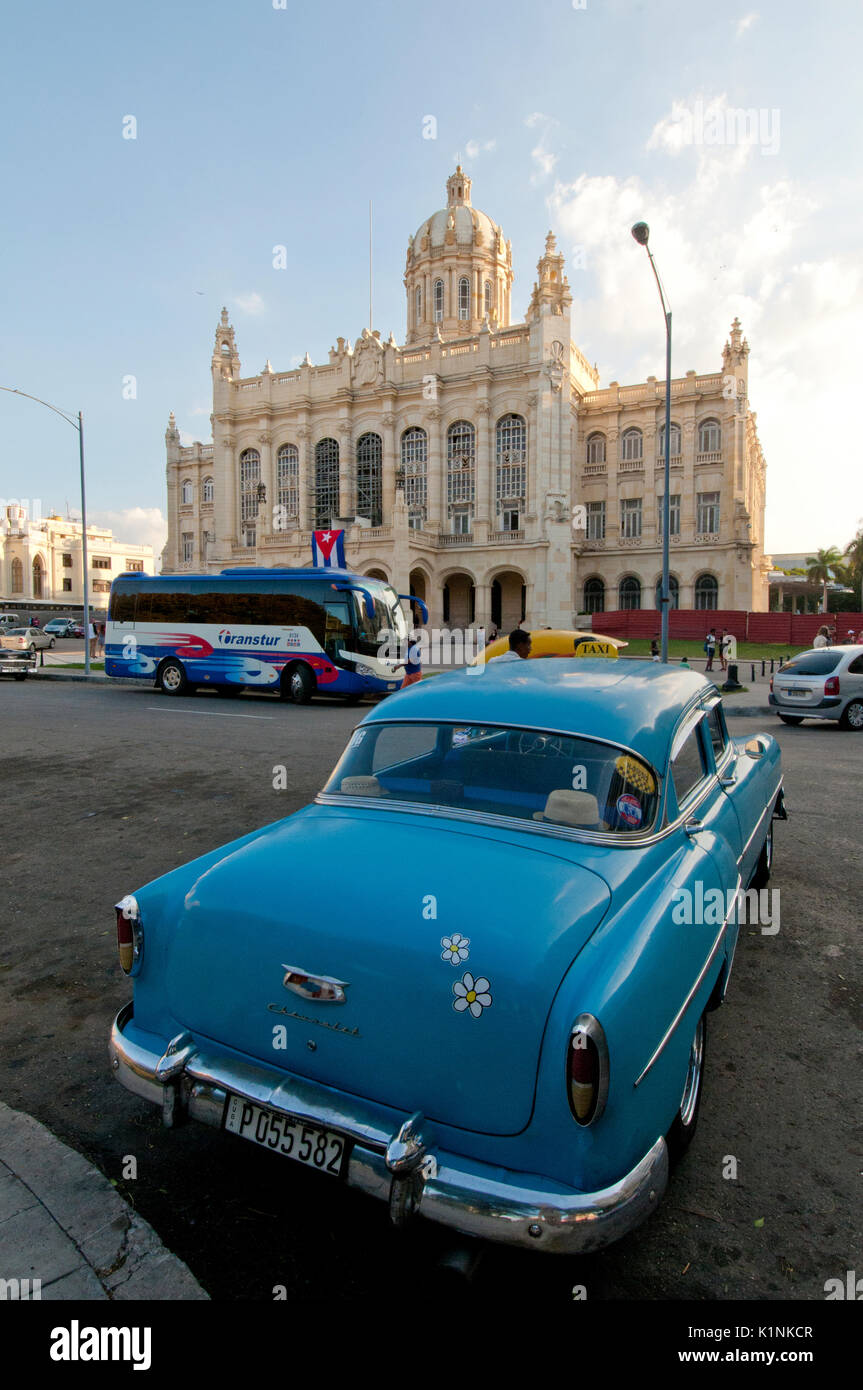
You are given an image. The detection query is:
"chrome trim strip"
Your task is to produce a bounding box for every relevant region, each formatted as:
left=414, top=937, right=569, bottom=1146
left=110, top=1007, right=668, bottom=1254
left=633, top=885, right=740, bottom=1089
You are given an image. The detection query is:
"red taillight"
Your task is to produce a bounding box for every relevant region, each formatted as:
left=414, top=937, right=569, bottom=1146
left=825, top=675, right=840, bottom=696
left=566, top=1015, right=609, bottom=1126
left=115, top=895, right=141, bottom=974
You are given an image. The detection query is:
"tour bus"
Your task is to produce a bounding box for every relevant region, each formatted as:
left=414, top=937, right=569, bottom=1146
left=105, top=567, right=423, bottom=702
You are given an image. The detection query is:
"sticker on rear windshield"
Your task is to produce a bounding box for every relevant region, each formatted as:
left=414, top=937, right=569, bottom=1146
left=616, top=793, right=643, bottom=827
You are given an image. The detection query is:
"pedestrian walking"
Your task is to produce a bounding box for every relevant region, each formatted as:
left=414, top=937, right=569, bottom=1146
left=813, top=625, right=829, bottom=648
left=704, top=627, right=717, bottom=671
left=96, top=622, right=106, bottom=656
left=88, top=621, right=98, bottom=659
left=650, top=634, right=660, bottom=662
left=398, top=630, right=423, bottom=688
left=718, top=630, right=729, bottom=673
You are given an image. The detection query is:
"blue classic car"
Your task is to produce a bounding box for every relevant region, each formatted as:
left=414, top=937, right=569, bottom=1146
left=110, top=660, right=785, bottom=1253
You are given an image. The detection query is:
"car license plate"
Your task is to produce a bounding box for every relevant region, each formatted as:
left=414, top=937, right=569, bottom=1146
left=781, top=687, right=807, bottom=698
left=223, top=1095, right=347, bottom=1177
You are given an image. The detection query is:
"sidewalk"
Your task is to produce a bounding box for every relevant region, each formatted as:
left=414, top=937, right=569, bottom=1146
left=0, top=1102, right=208, bottom=1300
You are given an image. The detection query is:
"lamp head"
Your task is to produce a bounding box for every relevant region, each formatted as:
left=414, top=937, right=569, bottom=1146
left=631, top=222, right=650, bottom=246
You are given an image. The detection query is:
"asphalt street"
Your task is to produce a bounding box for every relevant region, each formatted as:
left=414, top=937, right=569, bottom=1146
left=1, top=679, right=860, bottom=1303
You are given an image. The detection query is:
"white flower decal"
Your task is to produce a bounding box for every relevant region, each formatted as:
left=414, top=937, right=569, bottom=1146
left=441, top=933, right=470, bottom=965
left=453, top=972, right=492, bottom=1018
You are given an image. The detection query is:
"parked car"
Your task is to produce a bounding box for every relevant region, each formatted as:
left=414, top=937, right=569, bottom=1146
left=0, top=626, right=54, bottom=653
left=0, top=647, right=37, bottom=680
left=109, top=660, right=785, bottom=1254
left=43, top=618, right=76, bottom=638
left=769, top=644, right=863, bottom=729
left=69, top=622, right=85, bottom=639
left=0, top=613, right=21, bottom=628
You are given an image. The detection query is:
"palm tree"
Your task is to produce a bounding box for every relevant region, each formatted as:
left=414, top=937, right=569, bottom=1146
left=844, top=526, right=863, bottom=604
left=805, top=546, right=844, bottom=613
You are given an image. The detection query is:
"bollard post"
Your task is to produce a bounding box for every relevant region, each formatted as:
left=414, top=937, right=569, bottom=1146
left=751, top=663, right=755, bottom=683
left=761, top=659, right=765, bottom=677
left=770, top=658, right=775, bottom=674
left=722, top=661, right=742, bottom=693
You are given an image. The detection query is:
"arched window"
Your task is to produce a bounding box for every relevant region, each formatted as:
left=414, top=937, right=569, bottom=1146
left=484, top=280, right=493, bottom=318
left=495, top=415, right=526, bottom=516
left=202, top=477, right=214, bottom=503
left=356, top=432, right=383, bottom=528
left=181, top=479, right=193, bottom=504
left=446, top=421, right=475, bottom=528
left=314, top=438, right=339, bottom=530
left=619, top=575, right=642, bottom=610
left=239, top=449, right=260, bottom=529
left=458, top=277, right=470, bottom=321
left=400, top=428, right=428, bottom=527
left=658, top=423, right=681, bottom=459
left=621, top=428, right=643, bottom=461
left=655, top=575, right=680, bottom=609
left=583, top=577, right=605, bottom=613
left=695, top=574, right=719, bottom=610
left=32, top=556, right=45, bottom=599
left=10, top=557, right=23, bottom=593
left=433, top=279, right=444, bottom=322
left=698, top=418, right=721, bottom=454
left=415, top=284, right=422, bottom=326
left=277, top=445, right=299, bottom=521
left=586, top=432, right=606, bottom=464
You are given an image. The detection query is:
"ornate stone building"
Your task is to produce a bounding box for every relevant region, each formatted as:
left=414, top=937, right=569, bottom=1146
left=1, top=505, right=153, bottom=611
left=163, top=167, right=769, bottom=626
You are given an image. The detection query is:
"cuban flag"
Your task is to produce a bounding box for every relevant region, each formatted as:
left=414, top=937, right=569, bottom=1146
left=311, top=529, right=346, bottom=568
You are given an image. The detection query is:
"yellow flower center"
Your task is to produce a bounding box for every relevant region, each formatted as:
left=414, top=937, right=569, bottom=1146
left=466, top=990, right=477, bottom=1003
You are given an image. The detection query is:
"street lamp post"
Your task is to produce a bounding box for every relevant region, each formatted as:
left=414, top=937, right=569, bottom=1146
left=0, top=388, right=91, bottom=674
left=631, top=223, right=672, bottom=664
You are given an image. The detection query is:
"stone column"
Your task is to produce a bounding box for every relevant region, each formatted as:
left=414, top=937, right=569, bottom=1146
left=476, top=401, right=492, bottom=525
left=381, top=410, right=396, bottom=527
left=258, top=431, right=273, bottom=540
left=526, top=391, right=539, bottom=519
left=297, top=425, right=311, bottom=532
left=339, top=426, right=353, bottom=520
left=217, top=433, right=236, bottom=551
left=426, top=407, right=443, bottom=531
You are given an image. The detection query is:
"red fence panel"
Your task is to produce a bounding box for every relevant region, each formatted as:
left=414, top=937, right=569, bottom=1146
left=588, top=610, right=863, bottom=645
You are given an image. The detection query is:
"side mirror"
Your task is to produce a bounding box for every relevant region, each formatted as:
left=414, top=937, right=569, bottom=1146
left=744, top=737, right=765, bottom=760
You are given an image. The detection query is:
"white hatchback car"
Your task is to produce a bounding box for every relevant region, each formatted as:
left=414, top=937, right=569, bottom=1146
left=769, top=645, right=863, bottom=729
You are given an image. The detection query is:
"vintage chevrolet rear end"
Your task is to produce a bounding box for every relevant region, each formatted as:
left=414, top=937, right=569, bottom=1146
left=110, top=660, right=784, bottom=1252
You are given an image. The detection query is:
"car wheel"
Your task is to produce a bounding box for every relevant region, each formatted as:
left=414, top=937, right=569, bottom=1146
left=666, top=1012, right=707, bottom=1167
left=750, top=817, right=774, bottom=890
left=49, top=638, right=55, bottom=649
left=158, top=659, right=188, bottom=696
left=840, top=700, right=863, bottom=731
left=29, top=644, right=36, bottom=655
left=778, top=714, right=803, bottom=726
left=282, top=663, right=314, bottom=705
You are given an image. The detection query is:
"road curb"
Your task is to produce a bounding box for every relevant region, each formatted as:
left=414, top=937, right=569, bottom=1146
left=0, top=1102, right=208, bottom=1300
left=30, top=671, right=148, bottom=685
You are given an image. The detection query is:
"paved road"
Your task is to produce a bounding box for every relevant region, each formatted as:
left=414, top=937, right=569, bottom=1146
left=1, top=680, right=860, bottom=1302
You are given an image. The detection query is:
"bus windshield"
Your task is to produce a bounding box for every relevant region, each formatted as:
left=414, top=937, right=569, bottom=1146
left=350, top=579, right=409, bottom=655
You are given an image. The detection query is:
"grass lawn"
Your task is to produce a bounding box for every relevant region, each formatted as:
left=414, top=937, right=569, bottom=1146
left=608, top=638, right=807, bottom=662
left=48, top=661, right=105, bottom=670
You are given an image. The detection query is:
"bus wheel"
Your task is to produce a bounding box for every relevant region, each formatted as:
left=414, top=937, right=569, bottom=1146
left=283, top=663, right=314, bottom=705
left=158, top=659, right=188, bottom=696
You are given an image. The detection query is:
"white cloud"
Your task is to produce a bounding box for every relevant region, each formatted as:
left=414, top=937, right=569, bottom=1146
left=548, top=142, right=862, bottom=551
left=233, top=292, right=265, bottom=315
left=88, top=507, right=167, bottom=560
left=189, top=405, right=210, bottom=416
left=736, top=11, right=758, bottom=38
left=525, top=112, right=548, bottom=128
left=464, top=138, right=497, bottom=159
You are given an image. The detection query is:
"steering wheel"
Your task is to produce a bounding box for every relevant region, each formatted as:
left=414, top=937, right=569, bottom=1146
left=517, top=732, right=565, bottom=756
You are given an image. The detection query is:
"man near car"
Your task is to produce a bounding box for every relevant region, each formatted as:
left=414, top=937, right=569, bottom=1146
left=704, top=628, right=717, bottom=671
left=488, top=629, right=532, bottom=663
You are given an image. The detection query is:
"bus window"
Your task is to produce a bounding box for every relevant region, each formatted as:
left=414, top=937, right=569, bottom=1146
left=324, top=603, right=351, bottom=661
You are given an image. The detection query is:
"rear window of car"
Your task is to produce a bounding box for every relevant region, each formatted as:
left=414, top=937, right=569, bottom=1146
left=778, top=653, right=841, bottom=676
left=322, top=722, right=660, bottom=834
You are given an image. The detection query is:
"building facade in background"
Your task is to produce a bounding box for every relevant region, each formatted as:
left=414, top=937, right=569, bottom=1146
left=0, top=506, right=153, bottom=609
left=163, top=168, right=769, bottom=626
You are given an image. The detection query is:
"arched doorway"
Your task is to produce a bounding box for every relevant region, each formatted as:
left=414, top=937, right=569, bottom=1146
left=364, top=568, right=388, bottom=582
left=442, top=572, right=475, bottom=628
left=490, top=570, right=526, bottom=631
left=32, top=555, right=45, bottom=599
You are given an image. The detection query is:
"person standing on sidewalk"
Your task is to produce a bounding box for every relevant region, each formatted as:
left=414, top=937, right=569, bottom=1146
left=704, top=628, right=717, bottom=671
left=96, top=623, right=106, bottom=657
left=718, top=629, right=729, bottom=673
left=398, top=630, right=423, bottom=688
left=88, top=620, right=97, bottom=660
left=650, top=635, right=660, bottom=661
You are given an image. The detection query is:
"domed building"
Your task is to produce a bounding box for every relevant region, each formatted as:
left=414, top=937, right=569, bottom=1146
left=163, top=167, right=769, bottom=627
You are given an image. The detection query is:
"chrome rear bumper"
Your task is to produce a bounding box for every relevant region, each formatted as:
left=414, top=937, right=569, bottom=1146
left=110, top=1003, right=667, bottom=1255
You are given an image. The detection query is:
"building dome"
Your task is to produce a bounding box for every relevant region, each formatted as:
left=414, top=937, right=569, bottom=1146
left=404, top=167, right=513, bottom=344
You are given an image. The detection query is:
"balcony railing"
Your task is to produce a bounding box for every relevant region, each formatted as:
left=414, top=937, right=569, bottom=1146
left=618, top=459, right=644, bottom=472
left=490, top=530, right=524, bottom=542
left=583, top=464, right=607, bottom=476
left=655, top=455, right=682, bottom=467
left=696, top=451, right=723, bottom=464
left=438, top=533, right=473, bottom=545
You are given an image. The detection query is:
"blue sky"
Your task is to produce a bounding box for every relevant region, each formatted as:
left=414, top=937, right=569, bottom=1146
left=1, top=0, right=860, bottom=556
